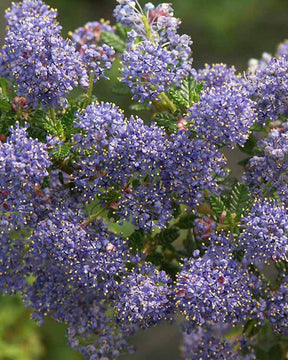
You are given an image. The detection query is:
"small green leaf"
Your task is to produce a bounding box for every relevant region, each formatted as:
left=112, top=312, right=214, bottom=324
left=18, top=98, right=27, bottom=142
left=209, top=195, right=227, bottom=218
left=183, top=228, right=197, bottom=255
left=169, top=88, right=187, bottom=109
left=116, top=23, right=128, bottom=39
left=238, top=135, right=258, bottom=155
left=128, top=229, right=145, bottom=251
left=146, top=252, right=164, bottom=266
left=0, top=99, right=11, bottom=110
left=154, top=112, right=178, bottom=132
left=169, top=78, right=204, bottom=109
left=229, top=183, right=250, bottom=214
left=101, top=31, right=126, bottom=52
left=52, top=144, right=71, bottom=160
left=155, top=228, right=180, bottom=245
left=179, top=77, right=204, bottom=107
left=251, top=123, right=263, bottom=131
left=176, top=213, right=197, bottom=229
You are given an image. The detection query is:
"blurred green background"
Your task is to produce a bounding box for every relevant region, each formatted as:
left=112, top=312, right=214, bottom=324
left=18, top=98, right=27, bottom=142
left=0, top=0, right=287, bottom=359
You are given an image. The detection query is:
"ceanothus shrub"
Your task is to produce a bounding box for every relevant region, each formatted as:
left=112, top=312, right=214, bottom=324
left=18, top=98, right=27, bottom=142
left=0, top=0, right=287, bottom=359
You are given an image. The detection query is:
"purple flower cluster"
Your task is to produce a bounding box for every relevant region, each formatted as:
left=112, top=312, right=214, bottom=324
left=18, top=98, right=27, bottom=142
left=79, top=43, right=115, bottom=83
left=73, top=103, right=227, bottom=229
left=0, top=124, right=50, bottom=294
left=71, top=20, right=115, bottom=50
left=121, top=41, right=191, bottom=102
left=0, top=124, right=50, bottom=230
left=1, top=1, right=287, bottom=359
left=71, top=21, right=115, bottom=83
left=244, top=124, right=288, bottom=205
left=114, top=263, right=173, bottom=328
left=116, top=1, right=193, bottom=101
left=240, top=199, right=288, bottom=266
left=182, top=327, right=256, bottom=360
left=25, top=212, right=141, bottom=359
left=175, top=248, right=259, bottom=326
left=267, top=276, right=288, bottom=335
left=248, top=55, right=288, bottom=123
left=163, top=130, right=227, bottom=207
left=2, top=0, right=86, bottom=109
left=5, top=0, right=60, bottom=30
left=186, top=82, right=256, bottom=147
left=73, top=103, right=171, bottom=229
left=276, top=39, right=288, bottom=57
left=114, top=1, right=180, bottom=41
left=195, top=63, right=240, bottom=88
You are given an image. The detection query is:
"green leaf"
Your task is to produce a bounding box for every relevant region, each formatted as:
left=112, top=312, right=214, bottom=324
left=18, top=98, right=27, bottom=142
left=112, top=82, right=131, bottom=95
left=154, top=112, right=178, bottom=132
left=0, top=78, right=9, bottom=97
left=0, top=110, right=17, bottom=134
left=183, top=228, right=197, bottom=255
left=146, top=252, right=164, bottom=266
left=229, top=183, right=250, bottom=214
left=168, top=88, right=187, bottom=109
left=238, top=135, right=258, bottom=155
left=128, top=229, right=145, bottom=251
left=155, top=227, right=180, bottom=245
left=60, top=104, right=79, bottom=139
left=169, top=78, right=204, bottom=109
left=52, top=144, right=71, bottom=160
left=179, top=77, right=204, bottom=107
left=116, top=23, right=128, bottom=39
left=176, top=213, right=197, bottom=229
left=101, top=31, right=126, bottom=52
left=0, top=98, right=11, bottom=110
left=210, top=195, right=227, bottom=218
left=251, top=123, right=263, bottom=131
left=43, top=118, right=65, bottom=139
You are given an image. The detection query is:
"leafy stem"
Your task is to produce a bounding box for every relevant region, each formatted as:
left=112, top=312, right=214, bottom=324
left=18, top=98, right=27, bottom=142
left=81, top=204, right=110, bottom=228
left=85, top=74, right=95, bottom=106
left=158, top=92, right=177, bottom=113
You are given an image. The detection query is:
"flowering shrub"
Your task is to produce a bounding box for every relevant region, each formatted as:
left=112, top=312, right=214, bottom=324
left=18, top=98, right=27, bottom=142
left=0, top=0, right=287, bottom=359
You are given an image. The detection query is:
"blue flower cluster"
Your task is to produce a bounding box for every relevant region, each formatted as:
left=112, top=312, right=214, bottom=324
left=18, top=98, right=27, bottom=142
left=186, top=81, right=256, bottom=148
left=175, top=246, right=259, bottom=326
left=0, top=1, right=287, bottom=359
left=73, top=103, right=226, bottom=229
left=71, top=20, right=115, bottom=50
left=248, top=55, right=288, bottom=123
left=195, top=63, right=240, bottom=88
left=2, top=0, right=86, bottom=109
left=114, top=263, right=173, bottom=328
left=244, top=123, right=288, bottom=205
left=0, top=124, right=50, bottom=294
left=116, top=1, right=193, bottom=101
left=71, top=21, right=115, bottom=83
left=25, top=212, right=140, bottom=358
left=182, top=326, right=256, bottom=360
left=240, top=199, right=288, bottom=266
left=267, top=275, right=288, bottom=336
left=121, top=41, right=191, bottom=102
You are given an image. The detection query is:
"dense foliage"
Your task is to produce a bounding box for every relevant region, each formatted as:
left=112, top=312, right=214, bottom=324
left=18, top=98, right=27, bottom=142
left=0, top=1, right=287, bottom=359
